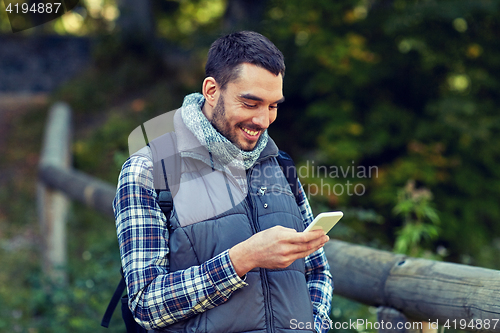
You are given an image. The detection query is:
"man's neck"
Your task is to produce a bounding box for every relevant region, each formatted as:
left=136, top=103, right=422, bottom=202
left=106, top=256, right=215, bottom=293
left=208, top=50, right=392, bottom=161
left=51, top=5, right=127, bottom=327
left=200, top=99, right=211, bottom=122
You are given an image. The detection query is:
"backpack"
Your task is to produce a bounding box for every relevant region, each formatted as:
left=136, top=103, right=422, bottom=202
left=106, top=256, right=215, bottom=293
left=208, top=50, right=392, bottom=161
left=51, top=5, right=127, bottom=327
left=101, top=146, right=300, bottom=332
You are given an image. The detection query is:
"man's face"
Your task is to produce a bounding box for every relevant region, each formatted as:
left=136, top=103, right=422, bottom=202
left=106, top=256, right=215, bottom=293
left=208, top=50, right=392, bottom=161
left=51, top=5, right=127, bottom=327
left=209, top=63, right=284, bottom=151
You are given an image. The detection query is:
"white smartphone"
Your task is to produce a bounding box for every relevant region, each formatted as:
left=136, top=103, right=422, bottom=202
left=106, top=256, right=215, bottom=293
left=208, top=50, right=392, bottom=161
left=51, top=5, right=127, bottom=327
left=304, top=211, right=343, bottom=233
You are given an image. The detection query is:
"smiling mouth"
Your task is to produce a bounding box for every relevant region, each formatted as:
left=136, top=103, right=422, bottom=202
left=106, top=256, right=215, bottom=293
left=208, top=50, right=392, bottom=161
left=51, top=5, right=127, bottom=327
left=241, top=127, right=260, bottom=137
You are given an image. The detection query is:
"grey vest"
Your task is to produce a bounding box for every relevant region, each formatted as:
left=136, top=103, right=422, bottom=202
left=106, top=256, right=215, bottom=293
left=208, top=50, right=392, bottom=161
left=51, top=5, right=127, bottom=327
left=155, top=140, right=315, bottom=333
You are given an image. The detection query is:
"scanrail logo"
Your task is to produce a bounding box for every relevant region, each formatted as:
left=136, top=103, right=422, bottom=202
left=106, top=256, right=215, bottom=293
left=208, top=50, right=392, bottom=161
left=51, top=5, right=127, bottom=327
left=3, top=0, right=79, bottom=32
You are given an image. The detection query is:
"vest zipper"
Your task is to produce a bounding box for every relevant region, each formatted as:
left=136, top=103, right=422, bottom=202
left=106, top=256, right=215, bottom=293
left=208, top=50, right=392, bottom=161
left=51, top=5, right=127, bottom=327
left=247, top=169, right=275, bottom=333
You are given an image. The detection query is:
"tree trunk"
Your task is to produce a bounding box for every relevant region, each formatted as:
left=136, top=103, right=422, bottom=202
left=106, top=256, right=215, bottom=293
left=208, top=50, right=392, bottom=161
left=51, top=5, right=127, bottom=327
left=117, top=0, right=155, bottom=40
left=223, top=0, right=268, bottom=32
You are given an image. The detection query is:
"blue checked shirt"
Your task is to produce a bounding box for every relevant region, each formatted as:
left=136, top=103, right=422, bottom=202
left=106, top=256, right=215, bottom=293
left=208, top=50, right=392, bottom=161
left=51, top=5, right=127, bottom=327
left=114, top=154, right=333, bottom=332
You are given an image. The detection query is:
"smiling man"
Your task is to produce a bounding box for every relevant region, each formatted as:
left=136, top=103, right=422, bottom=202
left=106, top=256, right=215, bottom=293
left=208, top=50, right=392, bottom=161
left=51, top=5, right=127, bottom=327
left=202, top=62, right=284, bottom=151
left=113, top=31, right=333, bottom=333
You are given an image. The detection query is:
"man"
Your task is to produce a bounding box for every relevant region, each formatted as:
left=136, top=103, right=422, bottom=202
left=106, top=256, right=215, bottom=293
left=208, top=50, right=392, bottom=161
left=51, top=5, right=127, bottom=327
left=114, top=31, right=333, bottom=333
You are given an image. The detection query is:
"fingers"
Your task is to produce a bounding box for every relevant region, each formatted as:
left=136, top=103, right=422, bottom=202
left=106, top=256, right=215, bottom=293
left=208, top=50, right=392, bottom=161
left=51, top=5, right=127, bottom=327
left=279, top=231, right=329, bottom=259
left=274, top=235, right=328, bottom=268
left=232, top=225, right=329, bottom=271
left=268, top=226, right=324, bottom=241
left=287, top=229, right=327, bottom=245
left=268, top=226, right=328, bottom=254
left=291, top=233, right=329, bottom=256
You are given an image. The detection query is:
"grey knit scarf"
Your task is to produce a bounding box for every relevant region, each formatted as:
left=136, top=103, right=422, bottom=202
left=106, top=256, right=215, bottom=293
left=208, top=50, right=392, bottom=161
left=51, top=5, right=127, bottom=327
left=181, top=93, right=268, bottom=170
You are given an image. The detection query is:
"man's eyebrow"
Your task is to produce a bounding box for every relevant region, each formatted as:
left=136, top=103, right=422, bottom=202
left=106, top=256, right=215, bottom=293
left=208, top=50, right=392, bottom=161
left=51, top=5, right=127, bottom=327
left=275, top=96, right=285, bottom=104
left=239, top=94, right=285, bottom=104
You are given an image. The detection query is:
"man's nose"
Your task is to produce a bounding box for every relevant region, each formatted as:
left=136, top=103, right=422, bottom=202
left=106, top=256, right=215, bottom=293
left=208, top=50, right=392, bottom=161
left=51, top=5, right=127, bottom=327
left=252, top=108, right=270, bottom=129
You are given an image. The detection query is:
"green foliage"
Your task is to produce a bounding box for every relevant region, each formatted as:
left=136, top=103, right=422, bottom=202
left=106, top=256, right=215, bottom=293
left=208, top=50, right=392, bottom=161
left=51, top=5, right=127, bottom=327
left=263, top=0, right=500, bottom=268
left=0, top=204, right=123, bottom=333
left=0, top=104, right=123, bottom=332
left=73, top=111, right=137, bottom=182
left=154, top=0, right=226, bottom=43
left=4, top=0, right=500, bottom=331
left=329, top=295, right=378, bottom=333
left=392, top=180, right=441, bottom=258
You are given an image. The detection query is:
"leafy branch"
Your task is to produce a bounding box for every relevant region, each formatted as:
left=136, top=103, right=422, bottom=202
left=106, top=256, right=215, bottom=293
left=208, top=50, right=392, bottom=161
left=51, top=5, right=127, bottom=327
left=393, top=180, right=441, bottom=258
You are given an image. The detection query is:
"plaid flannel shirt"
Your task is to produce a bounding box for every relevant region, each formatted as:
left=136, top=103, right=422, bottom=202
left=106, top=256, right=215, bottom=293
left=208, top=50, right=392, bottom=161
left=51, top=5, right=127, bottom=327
left=114, top=154, right=333, bottom=332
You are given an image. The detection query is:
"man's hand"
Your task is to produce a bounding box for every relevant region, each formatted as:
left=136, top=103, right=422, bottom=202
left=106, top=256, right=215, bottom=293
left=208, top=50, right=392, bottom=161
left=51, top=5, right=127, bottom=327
left=228, top=226, right=329, bottom=277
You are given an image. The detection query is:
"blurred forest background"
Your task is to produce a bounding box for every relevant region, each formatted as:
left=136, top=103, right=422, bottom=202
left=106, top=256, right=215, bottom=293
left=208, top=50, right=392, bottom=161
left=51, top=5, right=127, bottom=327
left=0, top=0, right=499, bottom=332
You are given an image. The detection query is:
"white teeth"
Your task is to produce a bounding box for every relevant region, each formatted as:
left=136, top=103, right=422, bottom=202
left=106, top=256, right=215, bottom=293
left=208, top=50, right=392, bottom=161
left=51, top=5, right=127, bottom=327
left=242, top=128, right=259, bottom=136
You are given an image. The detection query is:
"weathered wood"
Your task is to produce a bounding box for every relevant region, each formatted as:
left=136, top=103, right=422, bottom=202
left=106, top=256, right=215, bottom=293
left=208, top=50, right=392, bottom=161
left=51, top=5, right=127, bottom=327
left=324, top=240, right=500, bottom=332
left=38, top=102, right=72, bottom=168
left=37, top=102, right=71, bottom=284
left=325, top=239, right=404, bottom=306
left=386, top=257, right=500, bottom=330
left=38, top=164, right=116, bottom=217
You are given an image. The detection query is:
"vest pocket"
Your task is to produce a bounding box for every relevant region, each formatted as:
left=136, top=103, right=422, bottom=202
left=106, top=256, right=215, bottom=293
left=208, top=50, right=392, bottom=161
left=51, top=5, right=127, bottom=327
left=254, top=184, right=304, bottom=232
left=267, top=270, right=315, bottom=331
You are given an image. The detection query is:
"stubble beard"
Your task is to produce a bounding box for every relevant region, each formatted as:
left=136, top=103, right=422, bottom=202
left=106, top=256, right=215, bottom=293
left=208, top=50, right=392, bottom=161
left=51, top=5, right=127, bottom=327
left=210, top=94, right=254, bottom=152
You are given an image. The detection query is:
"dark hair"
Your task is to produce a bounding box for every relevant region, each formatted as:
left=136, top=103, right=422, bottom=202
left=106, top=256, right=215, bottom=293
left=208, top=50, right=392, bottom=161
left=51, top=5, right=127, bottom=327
left=205, top=31, right=285, bottom=90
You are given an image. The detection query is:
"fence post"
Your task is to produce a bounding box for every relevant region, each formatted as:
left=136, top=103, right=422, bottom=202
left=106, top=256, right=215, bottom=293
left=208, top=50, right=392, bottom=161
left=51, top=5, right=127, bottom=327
left=37, top=102, right=72, bottom=285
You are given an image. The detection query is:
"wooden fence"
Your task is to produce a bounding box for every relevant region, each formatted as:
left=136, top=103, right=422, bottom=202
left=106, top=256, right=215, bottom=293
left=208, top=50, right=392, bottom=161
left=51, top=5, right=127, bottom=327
left=38, top=103, right=500, bottom=332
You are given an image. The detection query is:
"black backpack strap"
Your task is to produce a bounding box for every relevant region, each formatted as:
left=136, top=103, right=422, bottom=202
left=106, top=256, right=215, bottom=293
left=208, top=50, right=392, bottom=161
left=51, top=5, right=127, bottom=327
left=102, top=193, right=175, bottom=329
left=277, top=150, right=301, bottom=205
left=102, top=134, right=180, bottom=329
left=149, top=132, right=181, bottom=198
left=121, top=294, right=147, bottom=333
left=101, top=272, right=126, bottom=328
left=155, top=154, right=179, bottom=218
left=157, top=189, right=174, bottom=217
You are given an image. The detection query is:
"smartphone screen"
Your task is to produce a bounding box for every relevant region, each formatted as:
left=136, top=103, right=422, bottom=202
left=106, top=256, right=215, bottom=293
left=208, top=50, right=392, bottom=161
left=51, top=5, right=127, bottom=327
left=304, top=211, right=343, bottom=233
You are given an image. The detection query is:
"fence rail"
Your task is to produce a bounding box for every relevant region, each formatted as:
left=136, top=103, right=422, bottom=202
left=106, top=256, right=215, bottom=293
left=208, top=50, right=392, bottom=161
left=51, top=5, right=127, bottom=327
left=39, top=164, right=116, bottom=217
left=324, top=240, right=500, bottom=332
left=38, top=103, right=500, bottom=332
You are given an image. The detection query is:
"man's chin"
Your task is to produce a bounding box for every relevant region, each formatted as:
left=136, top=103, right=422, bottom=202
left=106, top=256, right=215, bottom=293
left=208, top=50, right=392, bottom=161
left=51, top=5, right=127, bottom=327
left=237, top=140, right=258, bottom=152
left=233, top=134, right=259, bottom=152
left=240, top=144, right=257, bottom=152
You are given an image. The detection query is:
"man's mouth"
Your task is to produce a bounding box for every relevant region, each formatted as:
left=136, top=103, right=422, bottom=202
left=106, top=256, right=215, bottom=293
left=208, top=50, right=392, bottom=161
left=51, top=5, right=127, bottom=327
left=241, top=127, right=260, bottom=137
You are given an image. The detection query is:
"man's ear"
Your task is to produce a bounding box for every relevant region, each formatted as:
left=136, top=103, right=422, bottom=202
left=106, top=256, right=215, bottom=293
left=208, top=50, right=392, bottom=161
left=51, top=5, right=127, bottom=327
left=202, top=77, right=219, bottom=108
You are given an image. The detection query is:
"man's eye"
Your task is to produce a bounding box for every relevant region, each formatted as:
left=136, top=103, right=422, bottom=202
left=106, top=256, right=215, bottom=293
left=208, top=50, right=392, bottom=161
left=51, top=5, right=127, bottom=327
left=244, top=103, right=257, bottom=108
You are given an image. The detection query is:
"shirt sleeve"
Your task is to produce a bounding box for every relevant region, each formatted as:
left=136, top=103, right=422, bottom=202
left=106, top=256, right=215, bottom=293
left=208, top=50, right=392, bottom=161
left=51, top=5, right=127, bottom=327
left=298, top=179, right=334, bottom=333
left=113, top=154, right=247, bottom=330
